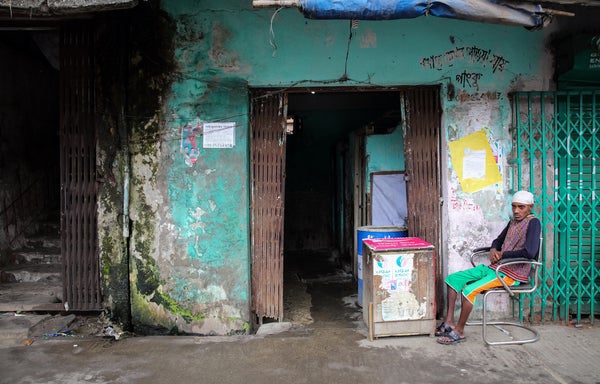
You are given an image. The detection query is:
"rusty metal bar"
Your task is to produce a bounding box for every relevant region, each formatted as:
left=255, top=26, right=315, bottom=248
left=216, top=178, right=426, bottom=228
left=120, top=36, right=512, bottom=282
left=60, top=23, right=100, bottom=311
left=250, top=91, right=287, bottom=322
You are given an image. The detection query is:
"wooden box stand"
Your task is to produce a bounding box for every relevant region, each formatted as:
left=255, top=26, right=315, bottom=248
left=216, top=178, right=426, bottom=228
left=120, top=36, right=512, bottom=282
left=362, top=237, right=436, bottom=340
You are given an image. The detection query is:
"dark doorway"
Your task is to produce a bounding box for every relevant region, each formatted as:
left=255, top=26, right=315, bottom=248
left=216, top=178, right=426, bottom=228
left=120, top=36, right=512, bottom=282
left=249, top=87, right=442, bottom=327
left=282, top=89, right=403, bottom=325
left=0, top=28, right=62, bottom=311
left=0, top=23, right=101, bottom=312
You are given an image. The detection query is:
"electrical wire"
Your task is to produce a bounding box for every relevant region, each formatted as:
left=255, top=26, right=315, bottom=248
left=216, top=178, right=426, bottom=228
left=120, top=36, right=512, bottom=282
left=269, top=7, right=284, bottom=57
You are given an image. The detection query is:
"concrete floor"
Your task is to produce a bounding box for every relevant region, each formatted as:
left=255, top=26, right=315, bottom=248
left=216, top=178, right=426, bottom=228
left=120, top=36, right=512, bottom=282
left=1, top=251, right=599, bottom=384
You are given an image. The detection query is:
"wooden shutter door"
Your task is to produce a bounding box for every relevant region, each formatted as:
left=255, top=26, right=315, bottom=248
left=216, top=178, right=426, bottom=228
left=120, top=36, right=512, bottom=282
left=400, top=87, right=442, bottom=314
left=250, top=91, right=287, bottom=323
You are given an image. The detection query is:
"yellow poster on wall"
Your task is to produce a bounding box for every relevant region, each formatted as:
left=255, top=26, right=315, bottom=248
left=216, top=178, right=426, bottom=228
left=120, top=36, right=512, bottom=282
left=448, top=130, right=502, bottom=194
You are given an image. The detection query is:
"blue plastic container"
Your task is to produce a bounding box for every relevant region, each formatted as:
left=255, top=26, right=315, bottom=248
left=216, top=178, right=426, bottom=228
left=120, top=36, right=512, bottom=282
left=357, top=226, right=408, bottom=306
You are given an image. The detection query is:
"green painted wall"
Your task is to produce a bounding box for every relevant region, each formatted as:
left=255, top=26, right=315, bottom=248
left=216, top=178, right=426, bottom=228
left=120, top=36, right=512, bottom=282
left=126, top=0, right=550, bottom=333
left=128, top=78, right=251, bottom=335
left=366, top=127, right=405, bottom=190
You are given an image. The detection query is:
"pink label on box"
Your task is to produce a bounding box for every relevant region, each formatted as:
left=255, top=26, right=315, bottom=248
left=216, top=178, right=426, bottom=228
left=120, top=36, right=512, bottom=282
left=363, top=237, right=433, bottom=251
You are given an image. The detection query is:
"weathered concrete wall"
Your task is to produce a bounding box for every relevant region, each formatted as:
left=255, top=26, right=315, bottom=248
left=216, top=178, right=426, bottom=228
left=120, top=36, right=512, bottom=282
left=147, top=78, right=250, bottom=335
left=443, top=92, right=516, bottom=273
left=124, top=0, right=554, bottom=333
left=121, top=3, right=252, bottom=334
left=95, top=9, right=178, bottom=331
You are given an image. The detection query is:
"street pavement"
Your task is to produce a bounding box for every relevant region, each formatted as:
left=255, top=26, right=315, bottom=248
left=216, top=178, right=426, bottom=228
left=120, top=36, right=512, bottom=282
left=1, top=264, right=599, bottom=384
left=0, top=314, right=599, bottom=384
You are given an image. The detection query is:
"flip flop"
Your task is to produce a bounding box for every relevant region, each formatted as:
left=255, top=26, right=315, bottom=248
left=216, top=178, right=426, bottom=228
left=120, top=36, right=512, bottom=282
left=434, top=321, right=452, bottom=337
left=437, top=330, right=466, bottom=345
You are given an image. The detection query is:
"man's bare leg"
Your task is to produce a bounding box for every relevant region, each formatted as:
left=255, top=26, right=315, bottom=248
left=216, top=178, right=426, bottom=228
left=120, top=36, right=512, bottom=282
left=438, top=293, right=472, bottom=342
left=453, top=294, right=473, bottom=337
left=444, top=286, right=458, bottom=327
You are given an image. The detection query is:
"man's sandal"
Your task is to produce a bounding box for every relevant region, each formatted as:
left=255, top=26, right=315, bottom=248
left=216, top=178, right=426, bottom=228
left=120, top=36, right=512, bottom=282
left=434, top=322, right=452, bottom=337
left=437, top=330, right=466, bottom=345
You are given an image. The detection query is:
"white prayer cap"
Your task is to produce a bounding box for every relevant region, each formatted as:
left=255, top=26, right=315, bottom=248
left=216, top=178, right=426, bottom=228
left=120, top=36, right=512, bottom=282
left=512, top=190, right=534, bottom=205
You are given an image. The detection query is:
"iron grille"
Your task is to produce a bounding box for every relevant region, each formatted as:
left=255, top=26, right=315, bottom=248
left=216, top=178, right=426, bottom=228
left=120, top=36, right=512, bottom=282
left=511, top=91, right=599, bottom=323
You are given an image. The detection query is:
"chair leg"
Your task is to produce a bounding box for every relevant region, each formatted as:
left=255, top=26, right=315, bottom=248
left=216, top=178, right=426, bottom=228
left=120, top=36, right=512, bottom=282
left=480, top=290, right=540, bottom=346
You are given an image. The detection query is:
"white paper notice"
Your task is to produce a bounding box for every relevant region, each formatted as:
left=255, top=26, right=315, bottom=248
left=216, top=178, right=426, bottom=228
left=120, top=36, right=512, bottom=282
left=462, top=149, right=486, bottom=179
left=203, top=122, right=235, bottom=148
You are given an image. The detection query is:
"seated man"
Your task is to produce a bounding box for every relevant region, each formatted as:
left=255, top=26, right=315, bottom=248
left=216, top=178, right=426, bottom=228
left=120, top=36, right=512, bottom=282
left=436, top=190, right=541, bottom=345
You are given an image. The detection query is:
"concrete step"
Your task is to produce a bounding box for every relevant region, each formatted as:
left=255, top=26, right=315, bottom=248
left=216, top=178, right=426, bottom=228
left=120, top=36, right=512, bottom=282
left=0, top=281, right=64, bottom=312
left=23, top=235, right=61, bottom=250
left=12, top=249, right=61, bottom=265
left=0, top=264, right=61, bottom=283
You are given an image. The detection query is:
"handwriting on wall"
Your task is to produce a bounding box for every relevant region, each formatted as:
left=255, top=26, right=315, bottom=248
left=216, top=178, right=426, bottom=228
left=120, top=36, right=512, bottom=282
left=420, top=46, right=510, bottom=89
left=455, top=71, right=483, bottom=89
left=449, top=186, right=481, bottom=212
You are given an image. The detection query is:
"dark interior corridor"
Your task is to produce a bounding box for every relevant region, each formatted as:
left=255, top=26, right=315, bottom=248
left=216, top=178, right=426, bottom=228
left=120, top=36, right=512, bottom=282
left=0, top=29, right=62, bottom=311
left=282, top=90, right=402, bottom=325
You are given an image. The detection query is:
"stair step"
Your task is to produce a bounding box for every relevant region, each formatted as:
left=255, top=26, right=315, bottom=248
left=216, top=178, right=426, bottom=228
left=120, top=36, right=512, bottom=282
left=34, top=215, right=60, bottom=236
left=12, top=250, right=61, bottom=265
left=23, top=235, right=61, bottom=250
left=0, top=264, right=62, bottom=283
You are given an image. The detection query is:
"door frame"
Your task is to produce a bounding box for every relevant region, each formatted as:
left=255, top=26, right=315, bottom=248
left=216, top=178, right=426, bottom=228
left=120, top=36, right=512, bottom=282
left=249, top=86, right=443, bottom=322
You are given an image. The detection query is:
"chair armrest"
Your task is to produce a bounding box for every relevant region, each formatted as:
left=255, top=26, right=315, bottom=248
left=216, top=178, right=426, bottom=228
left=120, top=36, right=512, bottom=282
left=497, top=257, right=535, bottom=265
left=470, top=247, right=491, bottom=267
left=493, top=259, right=542, bottom=296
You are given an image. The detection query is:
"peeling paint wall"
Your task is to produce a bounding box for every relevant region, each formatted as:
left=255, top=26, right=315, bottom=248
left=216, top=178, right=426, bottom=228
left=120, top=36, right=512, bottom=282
left=96, top=16, right=135, bottom=329
left=444, top=92, right=513, bottom=274
left=121, top=0, right=557, bottom=332
left=95, top=9, right=180, bottom=331
left=125, top=3, right=251, bottom=334
left=148, top=79, right=250, bottom=335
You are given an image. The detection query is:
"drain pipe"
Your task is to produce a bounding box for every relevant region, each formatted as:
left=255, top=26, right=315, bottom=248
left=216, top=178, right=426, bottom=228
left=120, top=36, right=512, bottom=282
left=121, top=106, right=130, bottom=240
left=119, top=93, right=132, bottom=331
left=118, top=18, right=132, bottom=330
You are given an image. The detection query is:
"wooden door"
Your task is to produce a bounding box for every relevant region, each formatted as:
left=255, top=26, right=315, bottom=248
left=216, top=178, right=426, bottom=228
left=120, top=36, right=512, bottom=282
left=400, top=87, right=442, bottom=314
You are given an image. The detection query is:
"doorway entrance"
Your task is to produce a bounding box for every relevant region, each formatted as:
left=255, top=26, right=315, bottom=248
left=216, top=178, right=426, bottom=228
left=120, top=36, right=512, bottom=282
left=0, top=23, right=100, bottom=312
left=250, top=87, right=442, bottom=326
left=0, top=27, right=62, bottom=311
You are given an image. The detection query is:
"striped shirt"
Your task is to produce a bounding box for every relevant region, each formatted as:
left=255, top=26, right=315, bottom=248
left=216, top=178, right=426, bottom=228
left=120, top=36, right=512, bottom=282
left=488, top=214, right=541, bottom=282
